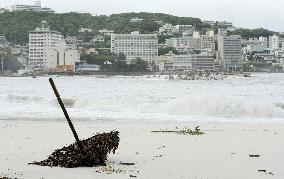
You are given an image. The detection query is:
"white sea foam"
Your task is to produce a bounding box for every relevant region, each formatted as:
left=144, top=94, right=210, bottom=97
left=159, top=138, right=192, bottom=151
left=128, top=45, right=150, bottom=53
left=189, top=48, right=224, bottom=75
left=0, top=73, right=283, bottom=123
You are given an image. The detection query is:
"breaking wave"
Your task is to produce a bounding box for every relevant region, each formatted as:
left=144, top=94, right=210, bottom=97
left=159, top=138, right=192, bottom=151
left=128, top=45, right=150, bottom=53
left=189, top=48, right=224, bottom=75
left=155, top=95, right=284, bottom=118
left=6, top=94, right=75, bottom=108
left=6, top=94, right=45, bottom=104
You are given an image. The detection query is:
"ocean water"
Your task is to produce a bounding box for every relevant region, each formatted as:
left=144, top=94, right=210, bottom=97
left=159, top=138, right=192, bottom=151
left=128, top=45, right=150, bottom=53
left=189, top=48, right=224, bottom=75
left=0, top=73, right=284, bottom=123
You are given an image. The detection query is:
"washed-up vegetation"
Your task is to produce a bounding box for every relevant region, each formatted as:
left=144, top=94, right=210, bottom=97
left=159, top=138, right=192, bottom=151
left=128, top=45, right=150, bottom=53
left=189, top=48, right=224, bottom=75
left=30, top=131, right=119, bottom=168
left=151, top=126, right=205, bottom=135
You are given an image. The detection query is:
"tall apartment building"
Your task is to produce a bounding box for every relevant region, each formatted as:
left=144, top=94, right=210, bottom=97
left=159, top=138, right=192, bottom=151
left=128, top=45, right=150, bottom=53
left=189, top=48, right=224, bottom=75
left=11, top=1, right=54, bottom=13
left=217, top=31, right=242, bottom=71
left=111, top=31, right=158, bottom=64
left=200, top=31, right=216, bottom=53
left=269, top=35, right=280, bottom=50
left=29, top=21, right=79, bottom=71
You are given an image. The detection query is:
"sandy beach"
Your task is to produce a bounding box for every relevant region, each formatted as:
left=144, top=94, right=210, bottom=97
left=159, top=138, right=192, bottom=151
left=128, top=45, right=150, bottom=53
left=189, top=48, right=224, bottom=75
left=1, top=120, right=284, bottom=179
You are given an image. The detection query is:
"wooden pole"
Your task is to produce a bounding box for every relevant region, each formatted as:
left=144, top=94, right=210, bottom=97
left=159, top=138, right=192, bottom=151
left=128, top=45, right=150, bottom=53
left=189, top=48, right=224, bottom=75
left=49, top=78, right=83, bottom=150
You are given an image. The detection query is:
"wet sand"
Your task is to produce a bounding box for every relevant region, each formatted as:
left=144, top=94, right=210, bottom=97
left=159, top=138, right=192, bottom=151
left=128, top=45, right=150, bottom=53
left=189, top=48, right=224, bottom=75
left=0, top=120, right=284, bottom=179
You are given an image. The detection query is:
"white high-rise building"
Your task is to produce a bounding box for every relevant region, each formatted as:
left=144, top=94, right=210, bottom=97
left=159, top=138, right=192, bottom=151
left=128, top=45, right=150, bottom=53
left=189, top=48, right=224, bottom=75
left=269, top=35, right=280, bottom=50
left=11, top=0, right=54, bottom=13
left=111, top=31, right=158, bottom=64
left=29, top=21, right=79, bottom=71
left=29, top=21, right=64, bottom=70
left=259, top=36, right=269, bottom=48
left=217, top=31, right=242, bottom=71
left=200, top=31, right=216, bottom=53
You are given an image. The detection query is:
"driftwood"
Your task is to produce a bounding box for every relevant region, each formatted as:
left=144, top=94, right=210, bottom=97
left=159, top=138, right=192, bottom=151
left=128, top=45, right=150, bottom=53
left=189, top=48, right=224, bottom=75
left=31, top=131, right=119, bottom=168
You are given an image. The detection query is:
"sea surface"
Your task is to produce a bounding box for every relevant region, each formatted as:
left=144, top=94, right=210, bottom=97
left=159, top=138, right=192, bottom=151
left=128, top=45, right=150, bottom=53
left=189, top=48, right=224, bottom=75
left=0, top=73, right=284, bottom=123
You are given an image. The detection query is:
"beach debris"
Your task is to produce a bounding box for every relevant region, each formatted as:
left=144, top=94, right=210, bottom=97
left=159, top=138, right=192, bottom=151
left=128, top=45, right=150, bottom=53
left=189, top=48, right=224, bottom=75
left=151, top=126, right=205, bottom=135
left=119, top=162, right=135, bottom=166
left=257, top=170, right=274, bottom=175
left=157, top=145, right=165, bottom=150
left=130, top=175, right=137, bottom=178
left=31, top=131, right=119, bottom=168
left=268, top=172, right=274, bottom=175
left=96, top=165, right=125, bottom=174
left=95, top=165, right=139, bottom=176
left=0, top=177, right=12, bottom=179
left=153, top=154, right=165, bottom=158
left=249, top=154, right=260, bottom=158
left=30, top=78, right=120, bottom=168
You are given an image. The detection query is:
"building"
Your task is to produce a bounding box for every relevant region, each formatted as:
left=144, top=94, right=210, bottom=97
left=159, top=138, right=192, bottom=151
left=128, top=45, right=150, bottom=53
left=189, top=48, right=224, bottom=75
left=86, top=48, right=99, bottom=55
left=91, top=35, right=105, bottom=43
left=217, top=31, right=242, bottom=71
left=200, top=31, right=216, bottom=53
left=227, top=26, right=237, bottom=32
left=111, top=31, right=158, bottom=64
left=130, top=18, right=143, bottom=23
left=218, top=21, right=233, bottom=27
left=245, top=44, right=266, bottom=53
left=156, top=51, right=174, bottom=71
left=99, top=29, right=114, bottom=36
left=242, top=37, right=267, bottom=54
left=171, top=53, right=217, bottom=71
left=159, top=24, right=176, bottom=35
left=29, top=21, right=80, bottom=71
left=66, top=36, right=77, bottom=44
left=0, top=36, right=6, bottom=42
left=191, top=53, right=217, bottom=71
left=46, top=41, right=80, bottom=72
left=269, top=35, right=280, bottom=50
left=203, top=20, right=216, bottom=27
left=172, top=55, right=192, bottom=71
left=175, top=25, right=194, bottom=35
left=11, top=1, right=54, bottom=13
left=79, top=28, right=92, bottom=33
left=166, top=37, right=201, bottom=51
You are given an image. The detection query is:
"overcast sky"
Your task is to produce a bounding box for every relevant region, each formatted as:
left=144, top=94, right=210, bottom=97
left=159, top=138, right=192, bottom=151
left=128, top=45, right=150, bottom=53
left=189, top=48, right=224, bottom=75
left=1, top=0, right=284, bottom=32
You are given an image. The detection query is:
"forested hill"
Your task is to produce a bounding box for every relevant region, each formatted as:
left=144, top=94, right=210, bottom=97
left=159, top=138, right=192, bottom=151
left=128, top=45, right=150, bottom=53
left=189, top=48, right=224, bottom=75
left=0, top=11, right=278, bottom=45
left=0, top=11, right=208, bottom=44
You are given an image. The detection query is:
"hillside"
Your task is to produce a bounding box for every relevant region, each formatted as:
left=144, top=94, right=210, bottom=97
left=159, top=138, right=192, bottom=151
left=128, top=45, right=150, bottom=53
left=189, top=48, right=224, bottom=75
left=0, top=11, right=278, bottom=45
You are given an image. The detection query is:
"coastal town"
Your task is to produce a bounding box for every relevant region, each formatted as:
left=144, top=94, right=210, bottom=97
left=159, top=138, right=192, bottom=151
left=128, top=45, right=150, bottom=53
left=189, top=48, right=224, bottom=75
left=0, top=0, right=284, bottom=77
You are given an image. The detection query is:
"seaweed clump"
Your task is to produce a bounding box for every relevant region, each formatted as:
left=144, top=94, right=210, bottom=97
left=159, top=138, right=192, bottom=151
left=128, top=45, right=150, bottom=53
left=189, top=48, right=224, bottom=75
left=31, top=131, right=119, bottom=168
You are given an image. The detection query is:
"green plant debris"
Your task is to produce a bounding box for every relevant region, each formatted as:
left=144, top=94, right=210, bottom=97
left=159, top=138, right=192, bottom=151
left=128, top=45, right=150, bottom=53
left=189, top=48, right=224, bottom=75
left=151, top=126, right=205, bottom=135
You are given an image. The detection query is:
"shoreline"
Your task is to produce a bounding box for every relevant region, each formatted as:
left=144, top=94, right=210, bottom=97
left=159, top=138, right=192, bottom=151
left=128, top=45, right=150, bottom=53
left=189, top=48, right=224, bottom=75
left=1, top=120, right=284, bottom=179
left=1, top=71, right=283, bottom=78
